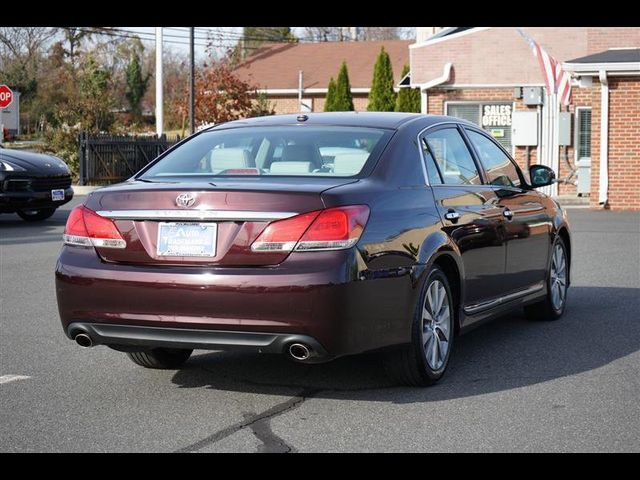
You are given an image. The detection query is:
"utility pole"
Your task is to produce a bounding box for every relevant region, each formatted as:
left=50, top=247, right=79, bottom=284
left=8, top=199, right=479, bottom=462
left=155, top=27, right=163, bottom=137
left=189, top=27, right=195, bottom=135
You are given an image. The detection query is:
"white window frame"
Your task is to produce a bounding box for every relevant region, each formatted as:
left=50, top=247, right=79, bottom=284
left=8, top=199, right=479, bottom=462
left=574, top=106, right=592, bottom=163
left=444, top=100, right=516, bottom=156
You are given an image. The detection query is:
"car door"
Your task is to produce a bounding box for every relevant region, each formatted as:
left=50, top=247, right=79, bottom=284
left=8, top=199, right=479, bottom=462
left=421, top=125, right=507, bottom=307
left=463, top=127, right=552, bottom=295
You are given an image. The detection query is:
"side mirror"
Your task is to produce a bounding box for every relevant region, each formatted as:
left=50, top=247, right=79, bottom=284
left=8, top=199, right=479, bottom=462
left=529, top=165, right=556, bottom=188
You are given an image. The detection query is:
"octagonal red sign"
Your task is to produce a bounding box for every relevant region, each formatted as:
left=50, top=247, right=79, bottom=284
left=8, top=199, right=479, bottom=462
left=0, top=85, right=13, bottom=109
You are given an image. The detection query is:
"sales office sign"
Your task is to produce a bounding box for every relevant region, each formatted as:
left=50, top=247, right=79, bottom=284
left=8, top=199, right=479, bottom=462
left=482, top=104, right=512, bottom=138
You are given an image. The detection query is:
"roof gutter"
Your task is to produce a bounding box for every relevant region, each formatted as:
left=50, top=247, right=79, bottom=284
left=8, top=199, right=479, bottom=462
left=412, top=62, right=453, bottom=90
left=563, top=61, right=640, bottom=75
left=257, top=87, right=372, bottom=95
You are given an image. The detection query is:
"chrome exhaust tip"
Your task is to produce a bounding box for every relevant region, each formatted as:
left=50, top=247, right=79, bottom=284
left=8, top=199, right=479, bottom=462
left=288, top=343, right=312, bottom=361
left=75, top=333, right=94, bottom=348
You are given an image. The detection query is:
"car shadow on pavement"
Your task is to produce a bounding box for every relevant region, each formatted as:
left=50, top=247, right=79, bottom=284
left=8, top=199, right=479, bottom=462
left=171, top=286, right=640, bottom=403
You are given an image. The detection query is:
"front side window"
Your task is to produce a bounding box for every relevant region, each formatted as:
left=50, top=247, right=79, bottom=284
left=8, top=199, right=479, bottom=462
left=466, top=129, right=521, bottom=188
left=423, top=128, right=481, bottom=185
left=140, top=126, right=390, bottom=179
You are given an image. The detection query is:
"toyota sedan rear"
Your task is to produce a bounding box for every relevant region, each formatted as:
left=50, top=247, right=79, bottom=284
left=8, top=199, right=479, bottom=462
left=55, top=113, right=571, bottom=386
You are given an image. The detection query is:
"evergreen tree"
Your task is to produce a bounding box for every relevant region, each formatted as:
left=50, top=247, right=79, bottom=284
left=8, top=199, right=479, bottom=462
left=395, top=64, right=421, bottom=113
left=324, top=77, right=337, bottom=112
left=125, top=51, right=149, bottom=121
left=367, top=47, right=396, bottom=112
left=333, top=62, right=354, bottom=111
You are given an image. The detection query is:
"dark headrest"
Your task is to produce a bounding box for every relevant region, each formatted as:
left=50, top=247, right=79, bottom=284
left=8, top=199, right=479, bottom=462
left=281, top=144, right=318, bottom=164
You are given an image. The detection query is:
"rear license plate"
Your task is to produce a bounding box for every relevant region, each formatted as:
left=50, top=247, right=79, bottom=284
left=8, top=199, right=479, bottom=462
left=157, top=222, right=217, bottom=257
left=51, top=189, right=65, bottom=201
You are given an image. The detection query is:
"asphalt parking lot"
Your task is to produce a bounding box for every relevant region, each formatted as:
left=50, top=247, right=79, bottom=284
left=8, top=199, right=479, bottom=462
left=1, top=197, right=639, bottom=452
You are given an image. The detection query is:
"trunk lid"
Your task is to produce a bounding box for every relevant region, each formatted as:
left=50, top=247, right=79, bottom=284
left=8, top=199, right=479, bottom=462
left=84, top=178, right=356, bottom=266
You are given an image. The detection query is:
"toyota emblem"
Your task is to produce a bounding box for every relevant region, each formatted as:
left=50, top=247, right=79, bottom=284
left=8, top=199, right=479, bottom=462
left=176, top=193, right=196, bottom=208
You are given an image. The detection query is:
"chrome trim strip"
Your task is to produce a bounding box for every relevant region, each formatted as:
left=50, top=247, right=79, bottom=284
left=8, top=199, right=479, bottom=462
left=96, top=210, right=297, bottom=222
left=464, top=282, right=545, bottom=315
left=63, top=234, right=127, bottom=249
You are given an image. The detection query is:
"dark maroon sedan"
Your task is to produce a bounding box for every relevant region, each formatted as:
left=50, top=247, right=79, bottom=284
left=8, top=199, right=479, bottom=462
left=55, top=113, right=571, bottom=386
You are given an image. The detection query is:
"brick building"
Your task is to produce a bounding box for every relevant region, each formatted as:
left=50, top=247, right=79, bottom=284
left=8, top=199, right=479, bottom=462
left=407, top=27, right=640, bottom=209
left=564, top=49, right=640, bottom=210
left=234, top=40, right=411, bottom=114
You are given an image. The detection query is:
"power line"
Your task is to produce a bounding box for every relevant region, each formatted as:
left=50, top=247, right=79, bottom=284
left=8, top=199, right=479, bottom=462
left=65, top=27, right=210, bottom=48
left=106, top=27, right=212, bottom=43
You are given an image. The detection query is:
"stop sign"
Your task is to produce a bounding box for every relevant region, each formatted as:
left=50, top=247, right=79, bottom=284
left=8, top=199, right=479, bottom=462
left=0, top=85, right=13, bottom=108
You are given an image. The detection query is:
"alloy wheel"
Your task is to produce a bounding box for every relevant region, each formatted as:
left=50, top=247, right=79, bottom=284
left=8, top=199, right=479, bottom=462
left=550, top=243, right=567, bottom=311
left=422, top=279, right=451, bottom=371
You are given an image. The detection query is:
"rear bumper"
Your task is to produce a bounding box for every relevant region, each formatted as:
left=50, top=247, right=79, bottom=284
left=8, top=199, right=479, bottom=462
left=68, top=322, right=330, bottom=361
left=55, top=246, right=414, bottom=359
left=0, top=187, right=74, bottom=212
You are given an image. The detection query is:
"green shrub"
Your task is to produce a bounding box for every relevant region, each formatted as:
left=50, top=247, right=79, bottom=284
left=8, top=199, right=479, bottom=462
left=41, top=126, right=81, bottom=182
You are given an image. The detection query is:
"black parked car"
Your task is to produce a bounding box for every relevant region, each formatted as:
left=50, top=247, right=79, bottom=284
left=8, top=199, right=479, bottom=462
left=56, top=113, right=570, bottom=386
left=0, top=145, right=74, bottom=221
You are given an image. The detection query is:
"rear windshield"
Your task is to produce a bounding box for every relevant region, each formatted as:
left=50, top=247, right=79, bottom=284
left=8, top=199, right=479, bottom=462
left=139, top=126, right=391, bottom=179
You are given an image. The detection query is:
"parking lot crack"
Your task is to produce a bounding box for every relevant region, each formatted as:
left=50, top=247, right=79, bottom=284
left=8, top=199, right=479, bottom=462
left=174, top=388, right=317, bottom=453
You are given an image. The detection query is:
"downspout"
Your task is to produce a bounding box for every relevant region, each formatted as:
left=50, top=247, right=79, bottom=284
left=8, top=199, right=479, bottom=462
left=598, top=69, right=609, bottom=206
left=421, top=90, right=428, bottom=114
left=415, top=62, right=453, bottom=115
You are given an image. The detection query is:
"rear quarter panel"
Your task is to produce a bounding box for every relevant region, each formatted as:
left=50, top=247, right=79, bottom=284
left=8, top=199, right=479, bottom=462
left=321, top=121, right=461, bottom=345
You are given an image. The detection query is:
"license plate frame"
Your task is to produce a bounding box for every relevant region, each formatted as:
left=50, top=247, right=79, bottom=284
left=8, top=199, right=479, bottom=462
left=156, top=222, right=217, bottom=257
left=51, top=189, right=65, bottom=201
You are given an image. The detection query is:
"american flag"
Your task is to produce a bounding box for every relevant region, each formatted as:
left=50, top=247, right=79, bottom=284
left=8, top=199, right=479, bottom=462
left=517, top=29, right=572, bottom=105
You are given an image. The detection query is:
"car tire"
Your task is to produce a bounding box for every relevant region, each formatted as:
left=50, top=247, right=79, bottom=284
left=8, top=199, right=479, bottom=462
left=126, top=348, right=193, bottom=369
left=16, top=208, right=56, bottom=222
left=384, top=265, right=455, bottom=387
left=524, top=236, right=569, bottom=321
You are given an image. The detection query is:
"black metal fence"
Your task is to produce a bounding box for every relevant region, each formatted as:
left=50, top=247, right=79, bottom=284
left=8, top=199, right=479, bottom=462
left=78, top=132, right=181, bottom=185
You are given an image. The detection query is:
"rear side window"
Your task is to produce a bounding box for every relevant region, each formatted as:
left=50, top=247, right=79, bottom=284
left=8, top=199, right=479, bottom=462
left=140, top=126, right=390, bottom=179
left=465, top=130, right=521, bottom=188
left=423, top=128, right=481, bottom=185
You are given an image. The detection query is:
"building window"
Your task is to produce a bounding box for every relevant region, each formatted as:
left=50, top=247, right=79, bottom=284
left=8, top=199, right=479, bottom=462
left=446, top=102, right=513, bottom=152
left=576, top=107, right=592, bottom=160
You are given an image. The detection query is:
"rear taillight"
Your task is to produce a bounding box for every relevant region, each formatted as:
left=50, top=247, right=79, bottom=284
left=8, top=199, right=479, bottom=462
left=63, top=205, right=126, bottom=249
left=251, top=205, right=369, bottom=253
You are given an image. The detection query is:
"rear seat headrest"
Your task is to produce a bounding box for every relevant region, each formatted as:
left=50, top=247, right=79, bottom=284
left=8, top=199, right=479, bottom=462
left=210, top=148, right=250, bottom=171
left=333, top=152, right=369, bottom=175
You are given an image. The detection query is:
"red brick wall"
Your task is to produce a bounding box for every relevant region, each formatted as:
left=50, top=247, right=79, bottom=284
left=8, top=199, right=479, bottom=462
left=606, top=77, right=640, bottom=211
left=567, top=80, right=600, bottom=204
left=269, top=94, right=369, bottom=114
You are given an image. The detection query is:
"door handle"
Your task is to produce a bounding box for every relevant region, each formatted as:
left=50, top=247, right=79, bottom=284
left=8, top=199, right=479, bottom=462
left=444, top=210, right=460, bottom=222
left=502, top=208, right=514, bottom=219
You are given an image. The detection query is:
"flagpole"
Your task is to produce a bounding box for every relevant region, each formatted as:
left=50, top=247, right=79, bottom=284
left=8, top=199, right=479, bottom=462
left=551, top=92, right=559, bottom=197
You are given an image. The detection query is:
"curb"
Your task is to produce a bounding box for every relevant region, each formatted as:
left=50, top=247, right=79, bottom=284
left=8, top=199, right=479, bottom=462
left=552, top=195, right=590, bottom=208
left=72, top=185, right=102, bottom=195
